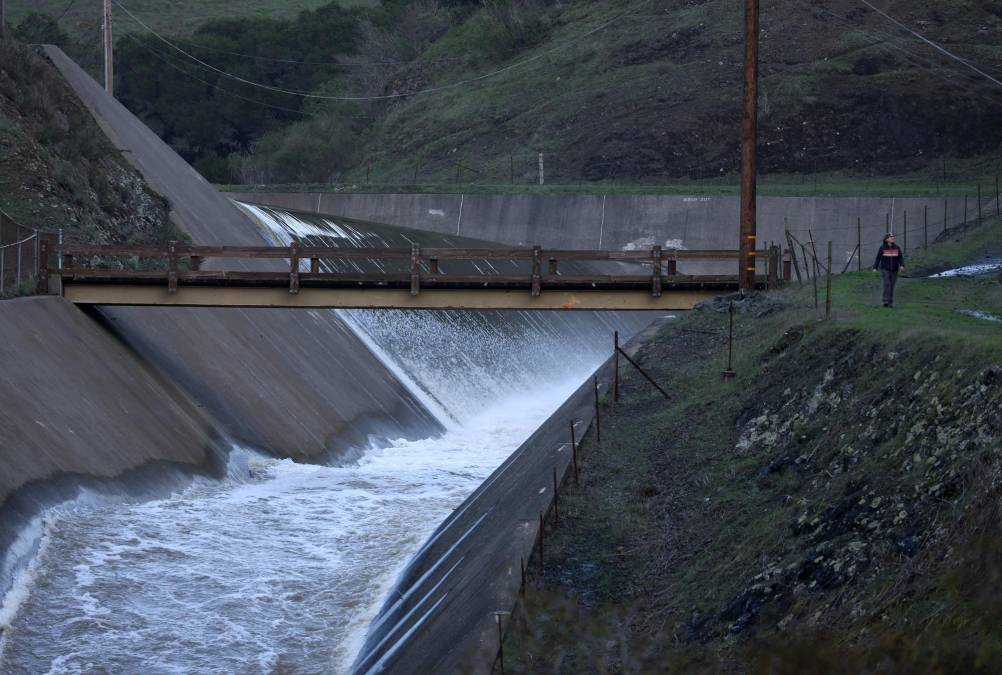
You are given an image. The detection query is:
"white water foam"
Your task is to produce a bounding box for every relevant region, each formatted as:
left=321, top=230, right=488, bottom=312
left=1, top=205, right=646, bottom=673
left=0, top=382, right=584, bottom=674
left=931, top=259, right=1002, bottom=277
left=958, top=309, right=1002, bottom=323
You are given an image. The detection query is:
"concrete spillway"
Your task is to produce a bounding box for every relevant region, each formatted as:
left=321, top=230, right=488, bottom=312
left=0, top=205, right=653, bottom=672
left=1, top=46, right=654, bottom=671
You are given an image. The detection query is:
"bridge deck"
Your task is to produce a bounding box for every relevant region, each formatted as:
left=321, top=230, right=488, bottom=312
left=40, top=242, right=783, bottom=310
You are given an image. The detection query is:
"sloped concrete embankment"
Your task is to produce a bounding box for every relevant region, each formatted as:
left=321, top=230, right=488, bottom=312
left=34, top=46, right=442, bottom=463
left=352, top=323, right=661, bottom=674
left=232, top=191, right=982, bottom=274
left=1, top=49, right=445, bottom=592
left=0, top=296, right=224, bottom=589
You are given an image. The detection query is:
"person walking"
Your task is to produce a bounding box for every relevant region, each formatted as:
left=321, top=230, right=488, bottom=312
left=873, top=233, right=905, bottom=307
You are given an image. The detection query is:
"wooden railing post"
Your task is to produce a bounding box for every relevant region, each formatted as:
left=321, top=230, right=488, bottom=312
left=289, top=241, right=300, bottom=294
left=37, top=237, right=49, bottom=294
left=547, top=257, right=558, bottom=275
left=167, top=240, right=178, bottom=294
left=310, top=257, right=319, bottom=274
left=531, top=246, right=541, bottom=297
left=652, top=245, right=663, bottom=297
left=429, top=257, right=439, bottom=275
left=782, top=249, right=791, bottom=282
left=410, top=243, right=421, bottom=295
left=665, top=257, right=678, bottom=276
left=190, top=255, right=202, bottom=272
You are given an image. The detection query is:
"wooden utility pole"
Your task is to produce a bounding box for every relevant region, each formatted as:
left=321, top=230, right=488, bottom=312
left=104, top=0, right=114, bottom=96
left=738, top=0, right=760, bottom=290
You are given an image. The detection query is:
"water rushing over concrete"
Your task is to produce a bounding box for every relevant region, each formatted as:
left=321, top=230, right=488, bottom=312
left=0, top=206, right=652, bottom=672
left=0, top=384, right=585, bottom=673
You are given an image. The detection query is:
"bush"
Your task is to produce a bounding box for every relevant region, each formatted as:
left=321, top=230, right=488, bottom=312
left=13, top=13, right=69, bottom=47
left=241, top=112, right=360, bottom=184
left=480, top=0, right=552, bottom=58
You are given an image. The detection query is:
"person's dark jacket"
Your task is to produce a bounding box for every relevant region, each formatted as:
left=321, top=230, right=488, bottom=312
left=873, top=243, right=905, bottom=272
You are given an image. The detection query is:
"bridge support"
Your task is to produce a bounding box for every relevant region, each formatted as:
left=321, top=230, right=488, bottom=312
left=59, top=284, right=722, bottom=311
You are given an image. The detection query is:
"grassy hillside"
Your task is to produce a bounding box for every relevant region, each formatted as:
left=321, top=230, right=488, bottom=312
left=8, top=1, right=1002, bottom=188
left=0, top=37, right=180, bottom=246
left=3, top=0, right=374, bottom=40
left=348, top=0, right=1002, bottom=186
left=502, top=218, right=1002, bottom=672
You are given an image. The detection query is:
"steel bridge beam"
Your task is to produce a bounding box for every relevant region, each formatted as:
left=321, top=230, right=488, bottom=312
left=61, top=284, right=722, bottom=311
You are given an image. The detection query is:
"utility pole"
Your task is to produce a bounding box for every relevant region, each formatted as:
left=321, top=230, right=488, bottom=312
left=738, top=0, right=760, bottom=290
left=104, top=0, right=114, bottom=96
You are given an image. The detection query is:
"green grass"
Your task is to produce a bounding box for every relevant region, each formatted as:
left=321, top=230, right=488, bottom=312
left=503, top=219, right=1002, bottom=672
left=824, top=272, right=1002, bottom=355
left=4, top=0, right=375, bottom=38
left=221, top=169, right=1002, bottom=198
left=908, top=216, right=1002, bottom=277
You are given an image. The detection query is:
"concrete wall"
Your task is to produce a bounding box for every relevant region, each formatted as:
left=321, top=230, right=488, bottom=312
left=232, top=191, right=994, bottom=273
left=38, top=47, right=443, bottom=469
left=0, top=297, right=213, bottom=507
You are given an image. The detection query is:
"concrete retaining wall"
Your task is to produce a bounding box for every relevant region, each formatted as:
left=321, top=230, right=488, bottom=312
left=0, top=297, right=213, bottom=507
left=232, top=191, right=995, bottom=273
left=36, top=47, right=442, bottom=471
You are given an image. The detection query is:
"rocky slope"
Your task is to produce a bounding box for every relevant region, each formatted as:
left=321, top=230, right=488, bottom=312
left=503, top=267, right=1002, bottom=672
left=0, top=37, right=179, bottom=244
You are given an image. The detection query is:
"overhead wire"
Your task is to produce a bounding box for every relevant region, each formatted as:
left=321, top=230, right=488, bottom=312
left=858, top=0, right=1002, bottom=89
left=120, top=32, right=312, bottom=117
left=790, top=0, right=1001, bottom=102
left=112, top=0, right=656, bottom=101
left=56, top=0, right=79, bottom=22
left=183, top=41, right=403, bottom=68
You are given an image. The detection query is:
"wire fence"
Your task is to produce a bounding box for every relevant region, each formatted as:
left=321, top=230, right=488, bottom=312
left=0, top=209, right=58, bottom=299
left=340, top=149, right=1002, bottom=195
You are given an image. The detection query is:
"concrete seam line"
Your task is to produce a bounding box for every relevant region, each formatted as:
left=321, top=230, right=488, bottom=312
left=368, top=507, right=494, bottom=635
left=354, top=557, right=466, bottom=671
left=362, top=594, right=449, bottom=674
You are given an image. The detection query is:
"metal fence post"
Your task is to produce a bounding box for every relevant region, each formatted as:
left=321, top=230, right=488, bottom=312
left=903, top=210, right=907, bottom=255
left=593, top=376, right=601, bottom=443
left=924, top=205, right=928, bottom=249
left=825, top=241, right=833, bottom=321
left=856, top=217, right=862, bottom=271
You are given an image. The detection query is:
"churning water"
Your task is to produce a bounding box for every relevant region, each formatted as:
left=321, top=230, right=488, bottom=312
left=0, top=383, right=585, bottom=674
left=0, top=206, right=649, bottom=673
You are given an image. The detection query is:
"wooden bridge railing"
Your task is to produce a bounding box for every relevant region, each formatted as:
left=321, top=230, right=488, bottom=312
left=39, top=241, right=785, bottom=297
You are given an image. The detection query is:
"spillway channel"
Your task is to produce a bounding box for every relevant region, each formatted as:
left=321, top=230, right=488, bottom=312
left=0, top=206, right=652, bottom=673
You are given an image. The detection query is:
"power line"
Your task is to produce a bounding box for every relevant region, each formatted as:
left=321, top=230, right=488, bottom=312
left=792, top=0, right=1001, bottom=102
left=121, top=32, right=311, bottom=117
left=56, top=0, right=78, bottom=21
left=113, top=0, right=656, bottom=101
left=184, top=41, right=402, bottom=68
left=859, top=0, right=1002, bottom=89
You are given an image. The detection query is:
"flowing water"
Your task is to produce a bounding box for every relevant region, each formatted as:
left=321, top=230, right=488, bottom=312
left=0, top=206, right=651, bottom=673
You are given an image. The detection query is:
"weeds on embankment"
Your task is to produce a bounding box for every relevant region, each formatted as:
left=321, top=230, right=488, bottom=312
left=502, top=251, right=1002, bottom=673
